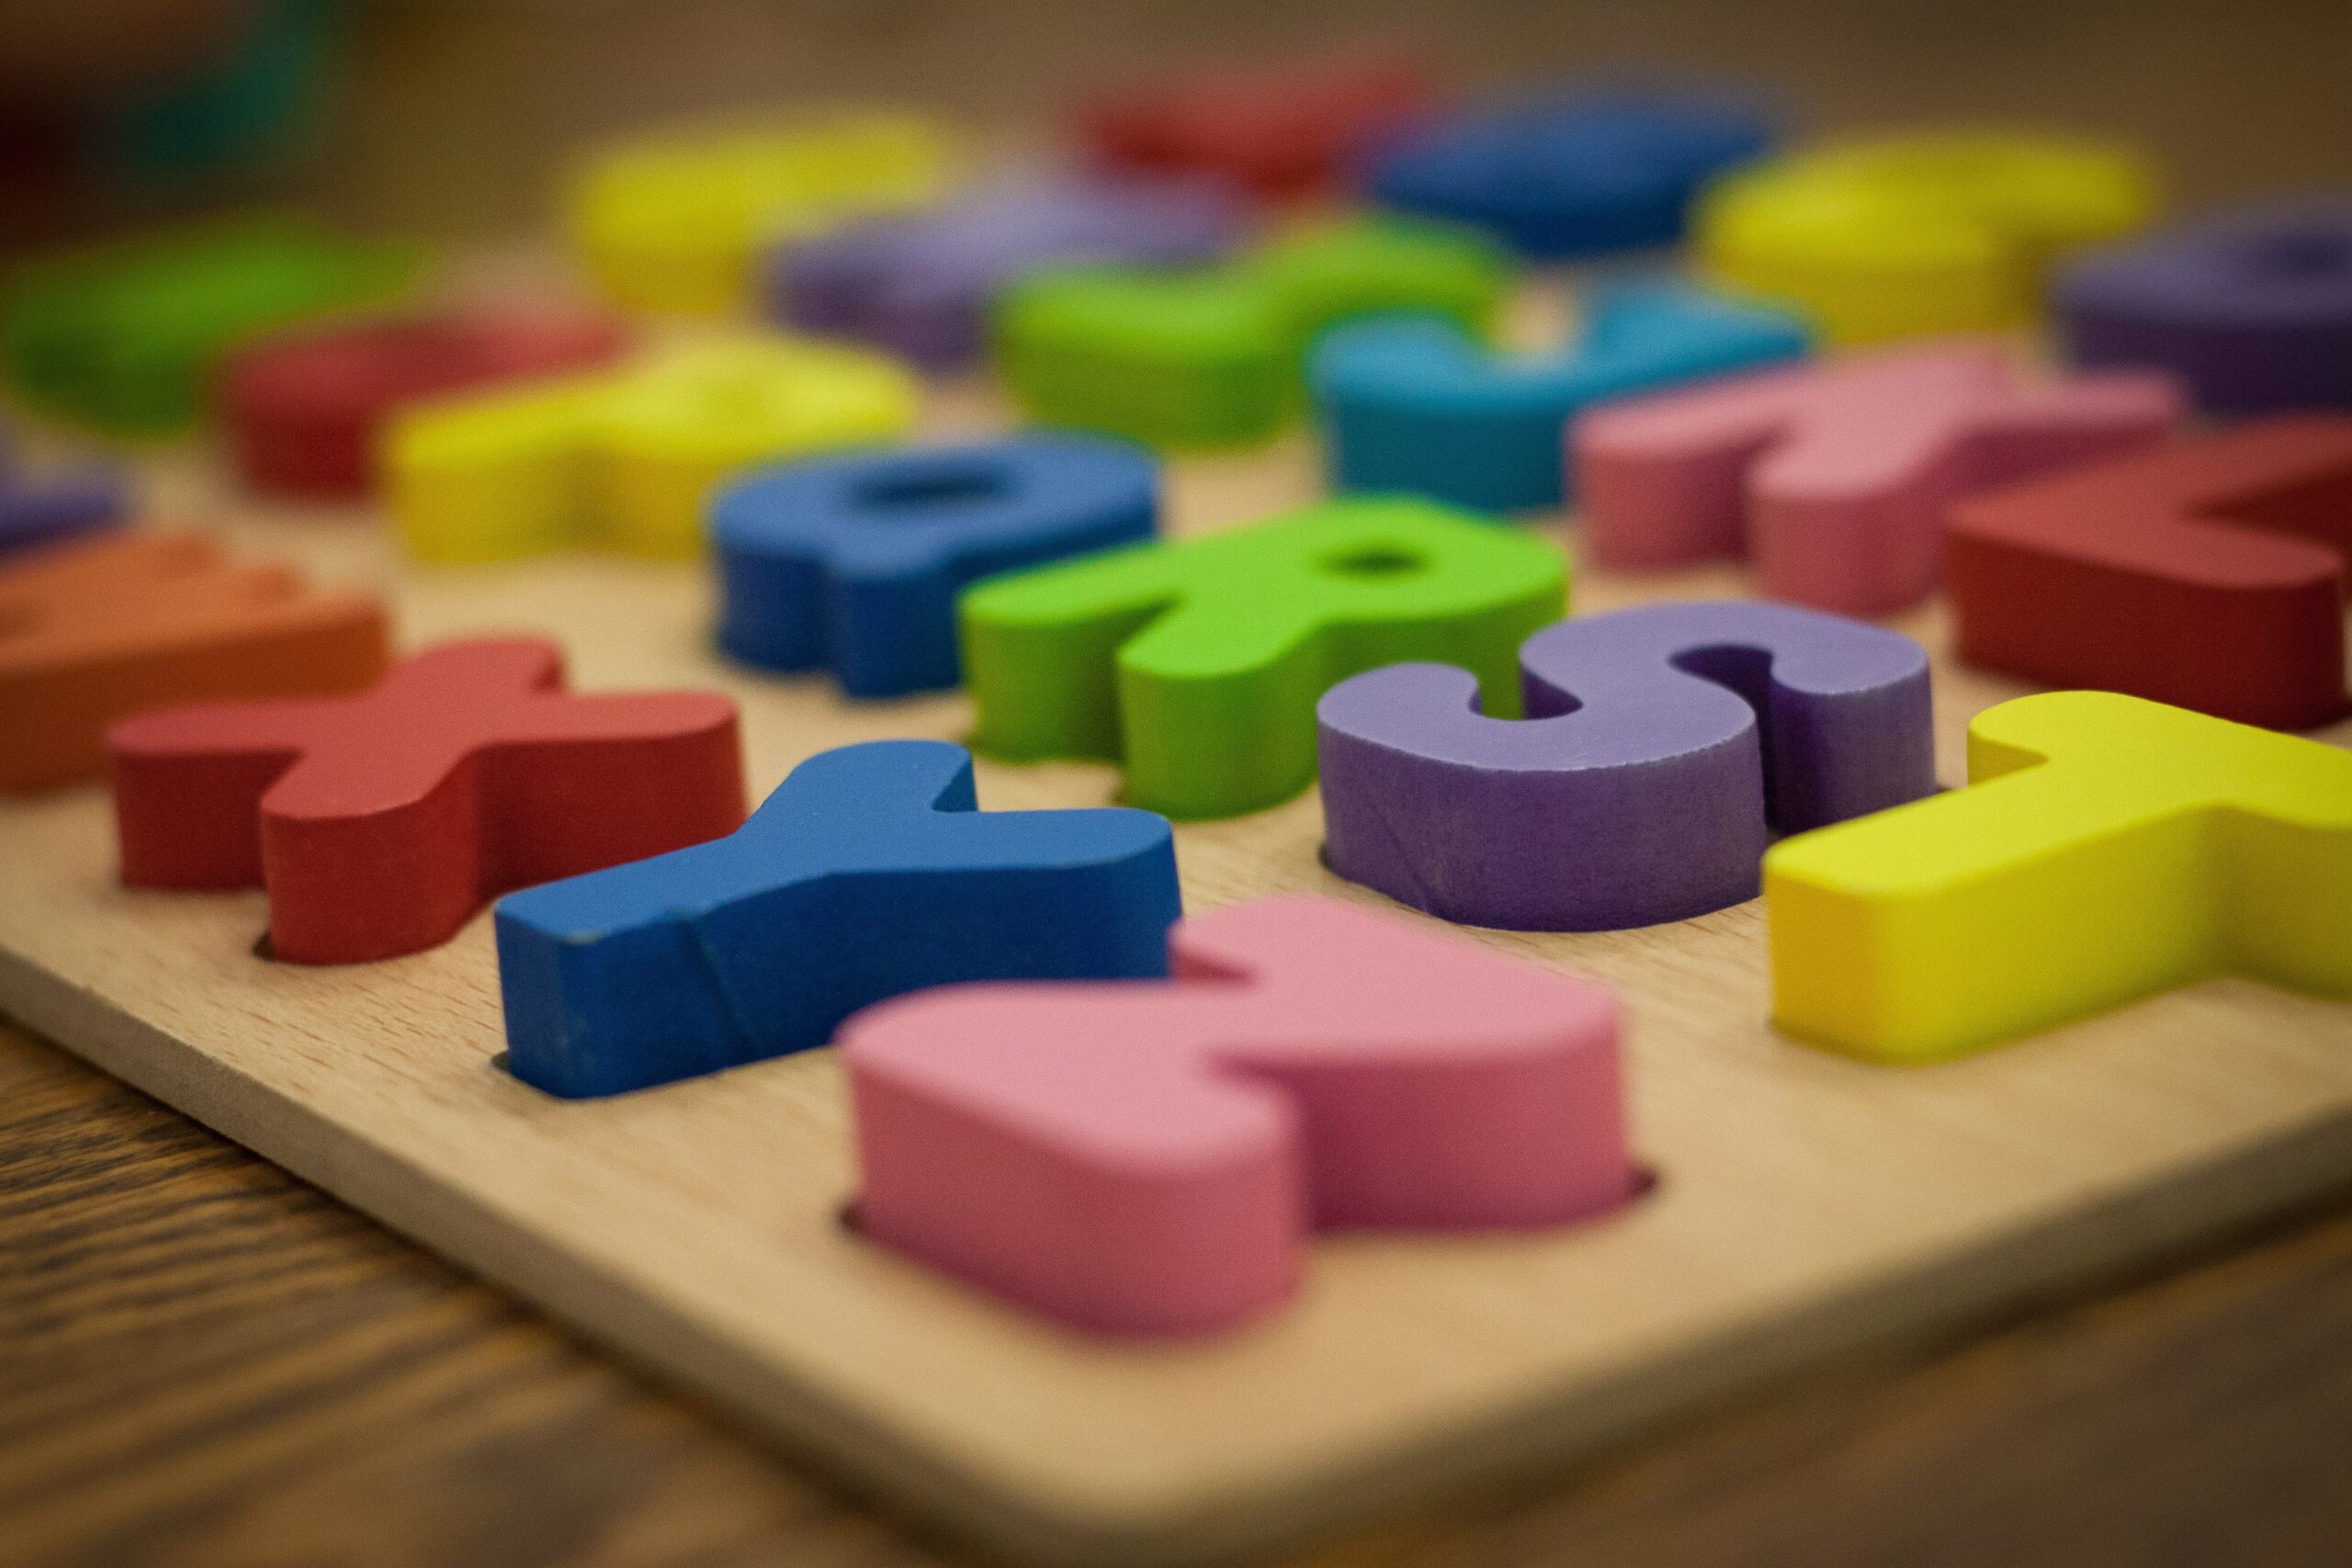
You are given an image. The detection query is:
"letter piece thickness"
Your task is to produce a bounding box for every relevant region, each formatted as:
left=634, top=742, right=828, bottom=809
left=713, top=433, right=1158, bottom=698
left=1318, top=601, right=1933, bottom=930
left=110, top=638, right=745, bottom=964
left=961, top=496, right=1567, bottom=819
left=495, top=739, right=1181, bottom=1098
left=1767, top=692, right=2352, bottom=1061
left=847, top=897, right=1633, bottom=1336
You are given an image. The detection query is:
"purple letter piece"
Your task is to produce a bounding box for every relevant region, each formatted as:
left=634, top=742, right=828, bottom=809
left=1317, top=601, right=1934, bottom=931
left=768, top=175, right=1241, bottom=369
left=0, top=430, right=128, bottom=558
left=2061, top=197, right=2352, bottom=415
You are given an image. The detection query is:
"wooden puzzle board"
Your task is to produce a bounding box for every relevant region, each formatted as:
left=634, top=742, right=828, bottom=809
left=5, top=291, right=2352, bottom=1568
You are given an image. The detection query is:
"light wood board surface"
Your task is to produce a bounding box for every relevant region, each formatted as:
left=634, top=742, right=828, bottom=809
left=4, top=278, right=2350, bottom=1567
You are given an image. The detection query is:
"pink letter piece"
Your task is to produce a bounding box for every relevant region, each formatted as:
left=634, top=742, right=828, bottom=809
left=1574, top=340, right=2181, bottom=614
left=844, top=896, right=1632, bottom=1337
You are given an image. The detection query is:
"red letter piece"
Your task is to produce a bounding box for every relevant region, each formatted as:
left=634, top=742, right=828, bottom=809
left=0, top=534, right=388, bottom=793
left=109, top=637, right=745, bottom=964
left=1948, top=417, right=2352, bottom=729
left=1574, top=341, right=2181, bottom=615
left=845, top=897, right=1631, bottom=1337
left=1077, top=51, right=1432, bottom=203
left=223, top=310, right=628, bottom=499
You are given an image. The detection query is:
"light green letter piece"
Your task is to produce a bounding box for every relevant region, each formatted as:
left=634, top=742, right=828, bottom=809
left=960, top=495, right=1567, bottom=819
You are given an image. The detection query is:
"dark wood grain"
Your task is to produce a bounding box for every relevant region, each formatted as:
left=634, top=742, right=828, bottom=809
left=5, top=1015, right=2351, bottom=1568
left=0, top=1021, right=951, bottom=1568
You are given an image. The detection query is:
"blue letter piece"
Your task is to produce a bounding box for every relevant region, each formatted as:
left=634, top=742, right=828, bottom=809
left=1364, top=90, right=1774, bottom=258
left=712, top=432, right=1158, bottom=697
left=0, top=432, right=126, bottom=558
left=1312, top=283, right=1808, bottom=513
left=495, top=739, right=1182, bottom=1097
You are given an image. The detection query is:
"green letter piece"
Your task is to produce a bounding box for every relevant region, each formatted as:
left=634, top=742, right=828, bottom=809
left=3, top=215, right=423, bottom=436
left=992, top=218, right=1508, bottom=450
left=960, top=495, right=1568, bottom=819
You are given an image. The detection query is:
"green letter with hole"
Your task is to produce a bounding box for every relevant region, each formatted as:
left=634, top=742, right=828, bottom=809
left=958, top=496, right=1568, bottom=819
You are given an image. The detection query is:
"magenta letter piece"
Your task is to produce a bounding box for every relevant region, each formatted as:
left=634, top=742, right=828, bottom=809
left=1572, top=341, right=2181, bottom=614
left=846, top=896, right=1631, bottom=1337
left=1317, top=601, right=1933, bottom=931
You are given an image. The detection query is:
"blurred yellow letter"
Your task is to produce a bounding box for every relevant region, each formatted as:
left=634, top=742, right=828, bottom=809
left=1699, top=132, right=2155, bottom=344
left=569, top=115, right=944, bottom=316
left=389, top=337, right=918, bottom=562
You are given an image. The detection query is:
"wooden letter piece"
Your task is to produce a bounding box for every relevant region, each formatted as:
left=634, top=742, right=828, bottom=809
left=1948, top=418, right=2352, bottom=730
left=1313, top=281, right=1808, bottom=513
left=109, top=637, right=744, bottom=964
left=771, top=176, right=1238, bottom=369
left=1697, top=132, right=2155, bottom=344
left=0, top=534, right=386, bottom=792
left=1, top=215, right=422, bottom=435
left=0, top=434, right=127, bottom=558
left=495, top=739, right=1181, bottom=1098
left=960, top=495, right=1566, bottom=820
left=995, top=219, right=1506, bottom=450
left=568, top=115, right=945, bottom=317
left=1575, top=341, right=2181, bottom=615
left=2061, top=197, right=2352, bottom=415
left=388, top=337, right=919, bottom=562
left=1319, top=601, right=1934, bottom=930
left=1077, top=51, right=1431, bottom=203
left=1367, top=88, right=1774, bottom=258
left=1765, top=692, right=2352, bottom=1062
left=223, top=310, right=628, bottom=498
left=714, top=433, right=1159, bottom=698
left=846, top=896, right=1634, bottom=1337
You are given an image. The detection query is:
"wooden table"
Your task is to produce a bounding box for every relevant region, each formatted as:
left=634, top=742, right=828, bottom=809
left=6, top=1012, right=2349, bottom=1567
left=7, top=8, right=2352, bottom=1560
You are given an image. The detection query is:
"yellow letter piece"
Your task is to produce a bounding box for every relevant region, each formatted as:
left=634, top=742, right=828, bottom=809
left=1765, top=692, right=2352, bottom=1062
left=569, top=115, right=945, bottom=316
left=1697, top=132, right=2156, bottom=345
left=389, top=337, right=919, bottom=563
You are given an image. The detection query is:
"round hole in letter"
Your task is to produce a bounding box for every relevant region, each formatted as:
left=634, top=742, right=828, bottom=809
left=854, top=463, right=1013, bottom=514
left=1322, top=544, right=1428, bottom=578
